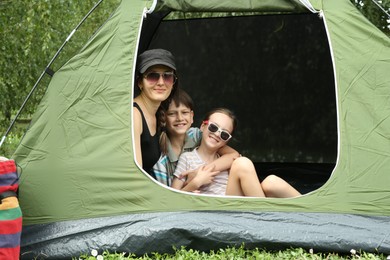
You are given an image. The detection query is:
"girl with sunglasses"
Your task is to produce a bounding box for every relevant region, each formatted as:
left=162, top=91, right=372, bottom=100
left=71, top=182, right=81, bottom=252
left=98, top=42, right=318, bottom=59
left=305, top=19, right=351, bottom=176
left=133, top=49, right=179, bottom=178
left=171, top=108, right=301, bottom=198
left=152, top=89, right=239, bottom=186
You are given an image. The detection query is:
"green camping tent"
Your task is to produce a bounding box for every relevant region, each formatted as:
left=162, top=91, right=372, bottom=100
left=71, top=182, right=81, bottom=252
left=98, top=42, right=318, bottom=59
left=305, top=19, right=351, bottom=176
left=12, top=0, right=390, bottom=258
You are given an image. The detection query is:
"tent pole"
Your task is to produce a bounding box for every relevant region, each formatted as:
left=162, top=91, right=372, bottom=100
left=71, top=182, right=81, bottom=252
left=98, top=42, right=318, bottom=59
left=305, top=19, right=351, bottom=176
left=370, top=0, right=390, bottom=18
left=0, top=0, right=104, bottom=149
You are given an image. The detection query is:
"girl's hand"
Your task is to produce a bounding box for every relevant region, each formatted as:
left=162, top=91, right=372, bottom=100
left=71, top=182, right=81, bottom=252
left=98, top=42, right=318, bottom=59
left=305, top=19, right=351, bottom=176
left=180, top=165, right=219, bottom=192
left=192, top=164, right=220, bottom=188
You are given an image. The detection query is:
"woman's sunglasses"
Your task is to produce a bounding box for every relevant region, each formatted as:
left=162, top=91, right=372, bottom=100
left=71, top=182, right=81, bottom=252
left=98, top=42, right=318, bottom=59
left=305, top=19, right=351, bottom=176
left=203, top=120, right=232, bottom=141
left=143, top=71, right=177, bottom=85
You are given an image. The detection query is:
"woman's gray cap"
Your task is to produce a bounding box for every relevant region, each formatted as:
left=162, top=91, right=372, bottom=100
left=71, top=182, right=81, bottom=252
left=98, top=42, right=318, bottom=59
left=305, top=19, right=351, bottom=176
left=137, top=49, right=176, bottom=73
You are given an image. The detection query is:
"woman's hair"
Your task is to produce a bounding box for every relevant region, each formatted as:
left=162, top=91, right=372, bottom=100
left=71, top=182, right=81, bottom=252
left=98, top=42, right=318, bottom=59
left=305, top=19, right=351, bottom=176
left=203, top=107, right=238, bottom=135
left=158, top=89, right=194, bottom=155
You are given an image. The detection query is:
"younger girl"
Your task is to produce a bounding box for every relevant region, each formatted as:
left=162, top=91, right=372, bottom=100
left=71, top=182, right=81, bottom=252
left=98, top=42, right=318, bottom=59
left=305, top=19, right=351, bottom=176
left=171, top=108, right=301, bottom=198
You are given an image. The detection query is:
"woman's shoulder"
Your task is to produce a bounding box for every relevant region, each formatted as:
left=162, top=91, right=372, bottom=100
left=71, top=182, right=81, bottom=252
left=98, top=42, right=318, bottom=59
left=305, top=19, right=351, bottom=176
left=133, top=103, right=143, bottom=133
left=133, top=102, right=142, bottom=112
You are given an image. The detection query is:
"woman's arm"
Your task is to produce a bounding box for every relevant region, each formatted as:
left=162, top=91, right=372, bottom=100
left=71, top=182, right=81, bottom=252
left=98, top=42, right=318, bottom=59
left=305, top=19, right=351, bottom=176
left=133, top=108, right=143, bottom=167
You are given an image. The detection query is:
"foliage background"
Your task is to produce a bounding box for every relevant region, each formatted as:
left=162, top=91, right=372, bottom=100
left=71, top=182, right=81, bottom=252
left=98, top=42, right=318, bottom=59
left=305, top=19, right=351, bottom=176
left=0, top=0, right=389, bottom=158
left=0, top=0, right=120, bottom=156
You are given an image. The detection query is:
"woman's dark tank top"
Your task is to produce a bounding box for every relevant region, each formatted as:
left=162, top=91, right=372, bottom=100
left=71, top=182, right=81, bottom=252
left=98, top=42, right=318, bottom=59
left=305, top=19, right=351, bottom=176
left=133, top=103, right=160, bottom=179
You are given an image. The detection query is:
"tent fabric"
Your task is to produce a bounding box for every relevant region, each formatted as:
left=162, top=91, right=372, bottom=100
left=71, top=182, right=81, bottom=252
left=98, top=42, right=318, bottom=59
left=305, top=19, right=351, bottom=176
left=11, top=0, right=390, bottom=258
left=20, top=212, right=390, bottom=259
left=152, top=0, right=310, bottom=13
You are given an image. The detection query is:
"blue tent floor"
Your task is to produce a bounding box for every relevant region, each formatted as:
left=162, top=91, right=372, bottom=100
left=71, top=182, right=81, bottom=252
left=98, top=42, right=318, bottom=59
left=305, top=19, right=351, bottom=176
left=21, top=211, right=390, bottom=259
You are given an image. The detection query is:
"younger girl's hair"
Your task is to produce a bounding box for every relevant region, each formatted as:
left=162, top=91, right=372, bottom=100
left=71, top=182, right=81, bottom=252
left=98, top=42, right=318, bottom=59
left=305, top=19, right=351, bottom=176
left=160, top=87, right=193, bottom=112
left=159, top=89, right=194, bottom=155
left=203, top=107, right=238, bottom=135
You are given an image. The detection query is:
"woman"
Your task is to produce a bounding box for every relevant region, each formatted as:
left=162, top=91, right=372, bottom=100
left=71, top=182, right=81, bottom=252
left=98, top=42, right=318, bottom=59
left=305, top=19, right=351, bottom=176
left=133, top=49, right=178, bottom=178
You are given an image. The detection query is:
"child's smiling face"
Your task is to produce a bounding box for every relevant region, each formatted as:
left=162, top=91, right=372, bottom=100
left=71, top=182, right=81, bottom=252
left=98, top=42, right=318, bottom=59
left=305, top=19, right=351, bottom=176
left=165, top=102, right=194, bottom=137
left=201, top=112, right=234, bottom=149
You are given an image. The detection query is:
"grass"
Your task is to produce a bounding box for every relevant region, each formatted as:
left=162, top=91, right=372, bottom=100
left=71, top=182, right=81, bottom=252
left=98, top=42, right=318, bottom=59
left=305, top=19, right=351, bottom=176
left=75, top=246, right=388, bottom=260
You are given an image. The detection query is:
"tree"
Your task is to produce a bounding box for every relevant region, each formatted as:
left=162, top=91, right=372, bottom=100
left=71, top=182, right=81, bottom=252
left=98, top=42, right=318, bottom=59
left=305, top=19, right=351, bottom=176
left=351, top=0, right=390, bottom=36
left=0, top=0, right=119, bottom=130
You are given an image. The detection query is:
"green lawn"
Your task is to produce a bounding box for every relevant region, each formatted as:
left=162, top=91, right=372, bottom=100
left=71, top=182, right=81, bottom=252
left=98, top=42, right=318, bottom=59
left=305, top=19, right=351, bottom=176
left=76, top=246, right=388, bottom=260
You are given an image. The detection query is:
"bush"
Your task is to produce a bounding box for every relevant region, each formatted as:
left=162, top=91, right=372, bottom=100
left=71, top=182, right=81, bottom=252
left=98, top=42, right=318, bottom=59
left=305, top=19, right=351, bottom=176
left=0, top=132, right=22, bottom=158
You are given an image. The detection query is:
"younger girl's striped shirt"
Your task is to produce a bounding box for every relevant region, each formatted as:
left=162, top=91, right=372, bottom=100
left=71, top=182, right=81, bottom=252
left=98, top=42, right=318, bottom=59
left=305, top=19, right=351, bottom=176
left=152, top=127, right=201, bottom=186
left=173, top=149, right=228, bottom=195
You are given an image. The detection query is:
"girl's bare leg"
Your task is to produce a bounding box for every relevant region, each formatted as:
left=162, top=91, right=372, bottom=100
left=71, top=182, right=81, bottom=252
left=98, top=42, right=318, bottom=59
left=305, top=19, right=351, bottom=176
left=261, top=175, right=301, bottom=198
left=225, top=157, right=265, bottom=197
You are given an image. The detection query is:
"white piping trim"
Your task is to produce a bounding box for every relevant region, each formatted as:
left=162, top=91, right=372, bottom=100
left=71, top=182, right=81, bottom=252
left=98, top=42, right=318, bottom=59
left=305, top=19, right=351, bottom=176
left=131, top=7, right=155, bottom=181
left=318, top=10, right=341, bottom=191
left=132, top=6, right=338, bottom=197
left=298, top=0, right=318, bottom=13
left=146, top=0, right=158, bottom=14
